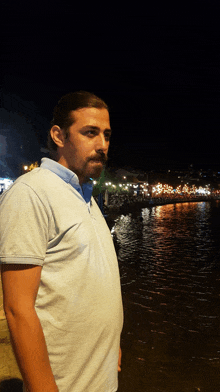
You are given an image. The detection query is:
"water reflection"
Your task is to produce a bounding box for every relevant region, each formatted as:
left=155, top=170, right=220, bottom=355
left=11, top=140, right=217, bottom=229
left=110, top=201, right=220, bottom=392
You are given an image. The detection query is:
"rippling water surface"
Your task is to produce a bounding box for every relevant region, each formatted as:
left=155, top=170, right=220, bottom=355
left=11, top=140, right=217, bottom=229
left=108, top=201, right=220, bottom=392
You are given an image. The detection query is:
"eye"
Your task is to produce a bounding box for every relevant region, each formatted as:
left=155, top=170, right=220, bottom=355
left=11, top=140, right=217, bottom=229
left=86, top=130, right=96, bottom=137
left=105, top=133, right=111, bottom=141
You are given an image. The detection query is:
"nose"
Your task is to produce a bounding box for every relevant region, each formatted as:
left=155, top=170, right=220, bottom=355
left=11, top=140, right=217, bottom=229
left=95, top=133, right=109, bottom=153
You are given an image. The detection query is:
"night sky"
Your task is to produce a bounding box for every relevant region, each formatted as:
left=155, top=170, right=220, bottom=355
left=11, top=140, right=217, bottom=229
left=1, top=2, right=220, bottom=172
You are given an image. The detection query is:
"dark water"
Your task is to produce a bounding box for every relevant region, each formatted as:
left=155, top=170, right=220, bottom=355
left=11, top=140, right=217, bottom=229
left=108, top=201, right=220, bottom=392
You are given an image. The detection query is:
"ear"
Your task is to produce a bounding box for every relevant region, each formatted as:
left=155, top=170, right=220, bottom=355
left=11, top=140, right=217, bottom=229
left=50, top=125, right=65, bottom=148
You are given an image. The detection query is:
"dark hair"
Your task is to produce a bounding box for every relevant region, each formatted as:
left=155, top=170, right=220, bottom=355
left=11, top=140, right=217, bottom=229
left=47, top=91, right=109, bottom=160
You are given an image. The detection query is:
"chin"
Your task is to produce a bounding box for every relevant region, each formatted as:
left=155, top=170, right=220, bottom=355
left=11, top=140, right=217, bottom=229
left=89, top=167, right=103, bottom=179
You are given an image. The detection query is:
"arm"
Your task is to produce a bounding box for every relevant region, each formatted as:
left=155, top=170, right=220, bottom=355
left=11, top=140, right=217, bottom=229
left=1, top=264, right=58, bottom=392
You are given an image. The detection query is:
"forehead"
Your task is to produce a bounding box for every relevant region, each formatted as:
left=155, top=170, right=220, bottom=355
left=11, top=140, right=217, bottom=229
left=70, top=107, right=110, bottom=128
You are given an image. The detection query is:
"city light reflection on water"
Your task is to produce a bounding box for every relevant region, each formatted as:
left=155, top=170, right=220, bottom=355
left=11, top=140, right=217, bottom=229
left=108, top=201, right=220, bottom=392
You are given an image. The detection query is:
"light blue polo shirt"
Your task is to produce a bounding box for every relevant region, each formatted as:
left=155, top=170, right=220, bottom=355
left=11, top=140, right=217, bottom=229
left=0, top=158, right=124, bottom=392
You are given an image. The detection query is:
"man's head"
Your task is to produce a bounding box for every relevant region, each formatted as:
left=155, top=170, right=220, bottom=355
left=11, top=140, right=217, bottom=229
left=48, top=91, right=111, bottom=185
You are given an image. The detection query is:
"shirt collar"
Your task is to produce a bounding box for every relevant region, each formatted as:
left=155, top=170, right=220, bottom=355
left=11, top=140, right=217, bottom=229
left=40, top=158, right=93, bottom=204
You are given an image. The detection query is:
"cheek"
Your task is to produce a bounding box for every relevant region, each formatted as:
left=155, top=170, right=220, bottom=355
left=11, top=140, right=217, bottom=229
left=68, top=138, right=93, bottom=161
left=78, top=142, right=93, bottom=157
left=75, top=147, right=90, bottom=163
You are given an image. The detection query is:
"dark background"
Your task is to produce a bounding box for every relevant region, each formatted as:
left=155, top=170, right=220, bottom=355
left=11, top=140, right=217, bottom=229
left=1, top=1, right=220, bottom=173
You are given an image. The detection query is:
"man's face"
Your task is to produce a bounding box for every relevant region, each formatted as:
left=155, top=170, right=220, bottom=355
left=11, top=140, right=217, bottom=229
left=58, top=107, right=111, bottom=184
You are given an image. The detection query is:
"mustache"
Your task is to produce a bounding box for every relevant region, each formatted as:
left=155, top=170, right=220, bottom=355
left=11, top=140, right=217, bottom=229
left=89, top=153, right=108, bottom=164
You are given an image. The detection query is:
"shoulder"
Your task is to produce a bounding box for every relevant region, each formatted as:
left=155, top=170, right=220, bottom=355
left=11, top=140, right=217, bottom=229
left=0, top=168, right=62, bottom=214
left=3, top=167, right=63, bottom=199
left=17, top=167, right=59, bottom=189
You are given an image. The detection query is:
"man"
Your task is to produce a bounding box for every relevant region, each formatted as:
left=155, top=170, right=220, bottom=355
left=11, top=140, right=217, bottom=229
left=0, top=91, right=123, bottom=392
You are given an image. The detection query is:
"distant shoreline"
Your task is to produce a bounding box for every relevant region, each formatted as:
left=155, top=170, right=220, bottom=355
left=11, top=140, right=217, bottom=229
left=104, top=196, right=217, bottom=217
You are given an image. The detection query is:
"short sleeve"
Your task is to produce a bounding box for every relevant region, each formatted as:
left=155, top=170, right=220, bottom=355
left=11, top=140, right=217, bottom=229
left=0, top=182, right=49, bottom=265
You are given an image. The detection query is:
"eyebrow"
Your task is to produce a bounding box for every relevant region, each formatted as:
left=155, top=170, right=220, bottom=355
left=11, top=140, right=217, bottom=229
left=80, top=126, right=112, bottom=134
